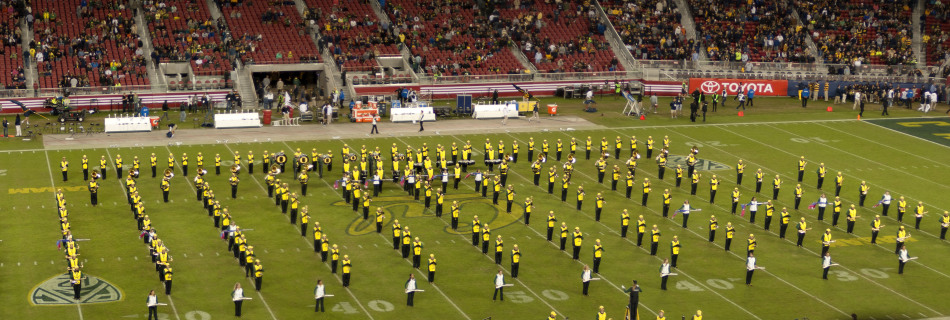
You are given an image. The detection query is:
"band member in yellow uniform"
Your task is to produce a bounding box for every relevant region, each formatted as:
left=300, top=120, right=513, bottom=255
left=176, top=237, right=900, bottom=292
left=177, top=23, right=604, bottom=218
left=846, top=204, right=859, bottom=233
left=724, top=222, right=735, bottom=251
left=820, top=228, right=833, bottom=256
left=675, top=164, right=684, bottom=187
left=772, top=175, right=781, bottom=200
left=341, top=255, right=352, bottom=287
left=592, top=239, right=604, bottom=273
left=82, top=155, right=90, bottom=180
left=60, top=157, right=69, bottom=181
left=451, top=202, right=460, bottom=230
left=747, top=234, right=757, bottom=255
left=559, top=222, right=569, bottom=251
left=299, top=207, right=310, bottom=237
left=689, top=171, right=700, bottom=195
left=816, top=163, right=826, bottom=190
left=835, top=171, right=844, bottom=197
left=402, top=226, right=413, bottom=258
left=523, top=196, right=533, bottom=225
left=755, top=168, right=764, bottom=193
left=796, top=217, right=811, bottom=247
left=914, top=201, right=927, bottom=230
left=180, top=153, right=189, bottom=177
left=510, top=245, right=521, bottom=278
left=619, top=209, right=630, bottom=238
left=641, top=178, right=651, bottom=206
left=115, top=154, right=124, bottom=178
left=88, top=178, right=99, bottom=205
left=571, top=227, right=584, bottom=260
left=412, top=237, right=424, bottom=268
left=329, top=243, right=337, bottom=269
left=471, top=216, right=481, bottom=247
left=940, top=211, right=950, bottom=240
left=797, top=156, right=806, bottom=182
left=794, top=184, right=804, bottom=210
left=708, top=215, right=718, bottom=242
left=426, top=254, right=437, bottom=283
left=650, top=225, right=661, bottom=255
left=779, top=208, right=791, bottom=239
left=481, top=225, right=491, bottom=254
left=736, top=159, right=745, bottom=185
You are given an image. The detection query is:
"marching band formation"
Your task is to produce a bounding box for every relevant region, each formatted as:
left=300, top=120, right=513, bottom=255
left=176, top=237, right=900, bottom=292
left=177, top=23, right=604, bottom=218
left=55, top=130, right=947, bottom=319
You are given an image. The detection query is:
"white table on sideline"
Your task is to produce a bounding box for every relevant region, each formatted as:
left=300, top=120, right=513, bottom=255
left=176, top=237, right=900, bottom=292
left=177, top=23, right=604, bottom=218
left=390, top=107, right=436, bottom=123
left=473, top=103, right=520, bottom=119
left=104, top=117, right=152, bottom=133
left=214, top=113, right=262, bottom=129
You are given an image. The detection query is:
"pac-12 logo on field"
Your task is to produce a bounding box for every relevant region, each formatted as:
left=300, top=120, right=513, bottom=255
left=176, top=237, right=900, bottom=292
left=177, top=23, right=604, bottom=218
left=665, top=155, right=731, bottom=171
left=30, top=273, right=123, bottom=305
left=700, top=81, right=721, bottom=94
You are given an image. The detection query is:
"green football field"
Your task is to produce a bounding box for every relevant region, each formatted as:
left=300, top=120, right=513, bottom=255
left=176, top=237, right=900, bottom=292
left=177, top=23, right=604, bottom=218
left=2, top=97, right=950, bottom=320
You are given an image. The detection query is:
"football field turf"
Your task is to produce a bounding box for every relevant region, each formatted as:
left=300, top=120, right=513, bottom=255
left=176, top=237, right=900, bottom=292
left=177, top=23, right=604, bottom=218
left=2, top=99, right=950, bottom=320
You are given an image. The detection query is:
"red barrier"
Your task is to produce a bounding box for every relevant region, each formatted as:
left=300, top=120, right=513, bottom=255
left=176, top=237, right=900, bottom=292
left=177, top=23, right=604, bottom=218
left=688, top=78, right=788, bottom=96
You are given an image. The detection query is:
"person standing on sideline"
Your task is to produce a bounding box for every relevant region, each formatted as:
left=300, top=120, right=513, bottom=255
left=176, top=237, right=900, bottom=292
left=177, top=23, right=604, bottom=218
left=370, top=115, right=379, bottom=134
left=821, top=252, right=837, bottom=279
left=147, top=290, right=159, bottom=320
left=231, top=283, right=245, bottom=317
left=314, top=279, right=326, bottom=312
left=2, top=118, right=8, bottom=137
left=745, top=253, right=763, bottom=286
left=493, top=269, right=505, bottom=301
left=853, top=90, right=862, bottom=110
left=405, top=273, right=417, bottom=306
left=418, top=110, right=425, bottom=132
left=501, top=103, right=509, bottom=125
left=659, top=258, right=671, bottom=290
left=801, top=87, right=810, bottom=108
left=14, top=114, right=21, bottom=136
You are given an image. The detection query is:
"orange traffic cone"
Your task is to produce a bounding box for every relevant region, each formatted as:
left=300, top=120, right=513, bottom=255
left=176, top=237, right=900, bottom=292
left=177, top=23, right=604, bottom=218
left=738, top=111, right=744, bottom=117
left=857, top=115, right=861, bottom=120
left=826, top=106, right=833, bottom=112
left=639, top=115, right=646, bottom=120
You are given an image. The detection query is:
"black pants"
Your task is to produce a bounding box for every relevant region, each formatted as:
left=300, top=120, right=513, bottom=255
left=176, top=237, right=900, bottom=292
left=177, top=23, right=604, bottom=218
left=859, top=194, right=866, bottom=207
left=547, top=227, right=553, bottom=241
left=823, top=267, right=830, bottom=280
left=798, top=171, right=804, bottom=182
left=882, top=204, right=889, bottom=216
left=511, top=263, right=519, bottom=278
left=941, top=227, right=948, bottom=240
left=84, top=169, right=89, bottom=180
left=671, top=254, right=678, bottom=268
left=148, top=306, right=158, bottom=320
left=709, top=230, right=716, bottom=242
left=73, top=283, right=81, bottom=299
left=797, top=232, right=805, bottom=246
left=660, top=276, right=668, bottom=290
left=315, top=297, right=325, bottom=312
left=817, top=177, right=824, bottom=189
left=493, top=287, right=504, bottom=300
left=472, top=234, right=479, bottom=246
left=650, top=242, right=658, bottom=255
left=899, top=261, right=906, bottom=274
left=663, top=204, right=669, bottom=217
left=871, top=230, right=879, bottom=243
left=763, top=216, right=771, bottom=230
left=832, top=212, right=840, bottom=226
left=342, top=273, right=350, bottom=287
left=371, top=124, right=378, bottom=134
left=164, top=280, right=173, bottom=294
left=690, top=183, right=697, bottom=195
left=234, top=300, right=243, bottom=316
left=407, top=292, right=414, bottom=306
left=626, top=186, right=632, bottom=198
left=779, top=224, right=788, bottom=238
left=402, top=244, right=410, bottom=258
left=725, top=238, right=732, bottom=251
left=641, top=193, right=648, bottom=206
left=846, top=220, right=855, bottom=233
left=737, top=173, right=742, bottom=185
left=91, top=193, right=98, bottom=205
left=835, top=185, right=841, bottom=197
left=676, top=177, right=681, bottom=187
left=101, top=168, right=107, bottom=180
left=658, top=167, right=665, bottom=180
left=746, top=270, right=754, bottom=285
left=482, top=241, right=489, bottom=254
left=817, top=207, right=825, bottom=220
left=560, top=237, right=566, bottom=250
left=682, top=214, right=689, bottom=228
left=710, top=190, right=717, bottom=203
left=62, top=171, right=68, bottom=181
left=583, top=281, right=590, bottom=295
left=572, top=246, right=580, bottom=259
left=756, top=181, right=762, bottom=193
left=772, top=188, right=779, bottom=200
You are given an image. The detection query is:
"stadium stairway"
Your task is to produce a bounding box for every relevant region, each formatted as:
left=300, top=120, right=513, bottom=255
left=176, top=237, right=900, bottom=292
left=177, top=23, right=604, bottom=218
left=671, top=0, right=706, bottom=61
left=233, top=63, right=258, bottom=107
left=913, top=0, right=926, bottom=70
left=19, top=13, right=34, bottom=93
left=509, top=43, right=539, bottom=74
left=787, top=5, right=825, bottom=68
left=132, top=2, right=164, bottom=92
left=592, top=2, right=640, bottom=72
left=204, top=0, right=224, bottom=20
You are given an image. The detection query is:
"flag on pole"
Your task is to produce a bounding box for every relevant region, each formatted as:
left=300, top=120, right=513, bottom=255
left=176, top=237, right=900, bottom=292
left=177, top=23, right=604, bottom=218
left=808, top=202, right=818, bottom=210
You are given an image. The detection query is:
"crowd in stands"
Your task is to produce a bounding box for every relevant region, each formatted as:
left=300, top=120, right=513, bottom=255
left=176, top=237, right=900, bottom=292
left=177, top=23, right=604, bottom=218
left=690, top=0, right=812, bottom=63
left=387, top=0, right=526, bottom=76
left=215, top=0, right=321, bottom=64
left=795, top=0, right=914, bottom=66
left=603, top=0, right=693, bottom=61
left=498, top=0, right=621, bottom=72
left=0, top=0, right=27, bottom=89
left=304, top=0, right=399, bottom=71
left=32, top=0, right=148, bottom=88
left=145, top=0, right=234, bottom=74
left=922, top=0, right=949, bottom=66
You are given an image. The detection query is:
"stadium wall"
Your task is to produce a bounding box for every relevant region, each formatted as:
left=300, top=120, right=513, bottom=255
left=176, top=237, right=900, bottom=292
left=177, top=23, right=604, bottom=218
left=0, top=91, right=230, bottom=114
left=354, top=80, right=682, bottom=99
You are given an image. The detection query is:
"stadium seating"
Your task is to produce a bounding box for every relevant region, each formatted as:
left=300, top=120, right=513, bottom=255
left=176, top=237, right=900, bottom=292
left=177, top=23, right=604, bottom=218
left=304, top=0, right=399, bottom=71
left=0, top=2, right=25, bottom=89
left=497, top=1, right=622, bottom=72
left=602, top=0, right=691, bottom=61
left=145, top=0, right=232, bottom=75
left=216, top=0, right=320, bottom=64
left=794, top=0, right=914, bottom=65
left=922, top=0, right=949, bottom=66
left=385, top=0, right=525, bottom=76
left=689, top=0, right=811, bottom=63
left=33, top=0, right=150, bottom=88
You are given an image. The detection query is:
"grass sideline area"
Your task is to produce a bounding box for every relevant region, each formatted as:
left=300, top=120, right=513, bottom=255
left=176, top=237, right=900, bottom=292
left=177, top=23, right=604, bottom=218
left=1, top=96, right=950, bottom=320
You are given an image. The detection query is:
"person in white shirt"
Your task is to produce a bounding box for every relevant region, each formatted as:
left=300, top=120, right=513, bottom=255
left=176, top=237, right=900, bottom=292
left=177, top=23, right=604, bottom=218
left=898, top=245, right=912, bottom=274
left=492, top=269, right=505, bottom=301
left=880, top=191, right=892, bottom=216
left=502, top=104, right=509, bottom=125
left=581, top=265, right=592, bottom=295
left=852, top=91, right=862, bottom=110
left=147, top=290, right=159, bottom=320
left=314, top=279, right=326, bottom=312
left=405, top=273, right=417, bottom=306
left=659, top=258, right=671, bottom=290
left=232, top=282, right=245, bottom=317
left=817, top=193, right=828, bottom=221
left=370, top=115, right=379, bottom=134
left=821, top=252, right=836, bottom=280
left=745, top=253, right=761, bottom=285
left=584, top=90, right=595, bottom=110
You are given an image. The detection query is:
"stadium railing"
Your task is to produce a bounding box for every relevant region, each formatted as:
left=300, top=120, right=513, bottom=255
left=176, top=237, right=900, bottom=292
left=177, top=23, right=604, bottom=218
left=415, top=71, right=642, bottom=85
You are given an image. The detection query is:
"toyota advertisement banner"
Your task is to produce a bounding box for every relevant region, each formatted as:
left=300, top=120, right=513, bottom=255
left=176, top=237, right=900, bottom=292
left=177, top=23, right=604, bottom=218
left=689, top=78, right=789, bottom=96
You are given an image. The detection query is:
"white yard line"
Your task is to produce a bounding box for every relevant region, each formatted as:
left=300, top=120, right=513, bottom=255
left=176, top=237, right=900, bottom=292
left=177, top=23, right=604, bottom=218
left=814, top=122, right=947, bottom=166
left=226, top=142, right=376, bottom=320
left=44, top=150, right=85, bottom=320
left=276, top=140, right=471, bottom=320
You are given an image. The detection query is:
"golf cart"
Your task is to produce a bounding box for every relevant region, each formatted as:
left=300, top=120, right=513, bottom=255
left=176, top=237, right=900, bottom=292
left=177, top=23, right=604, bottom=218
left=44, top=97, right=85, bottom=123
